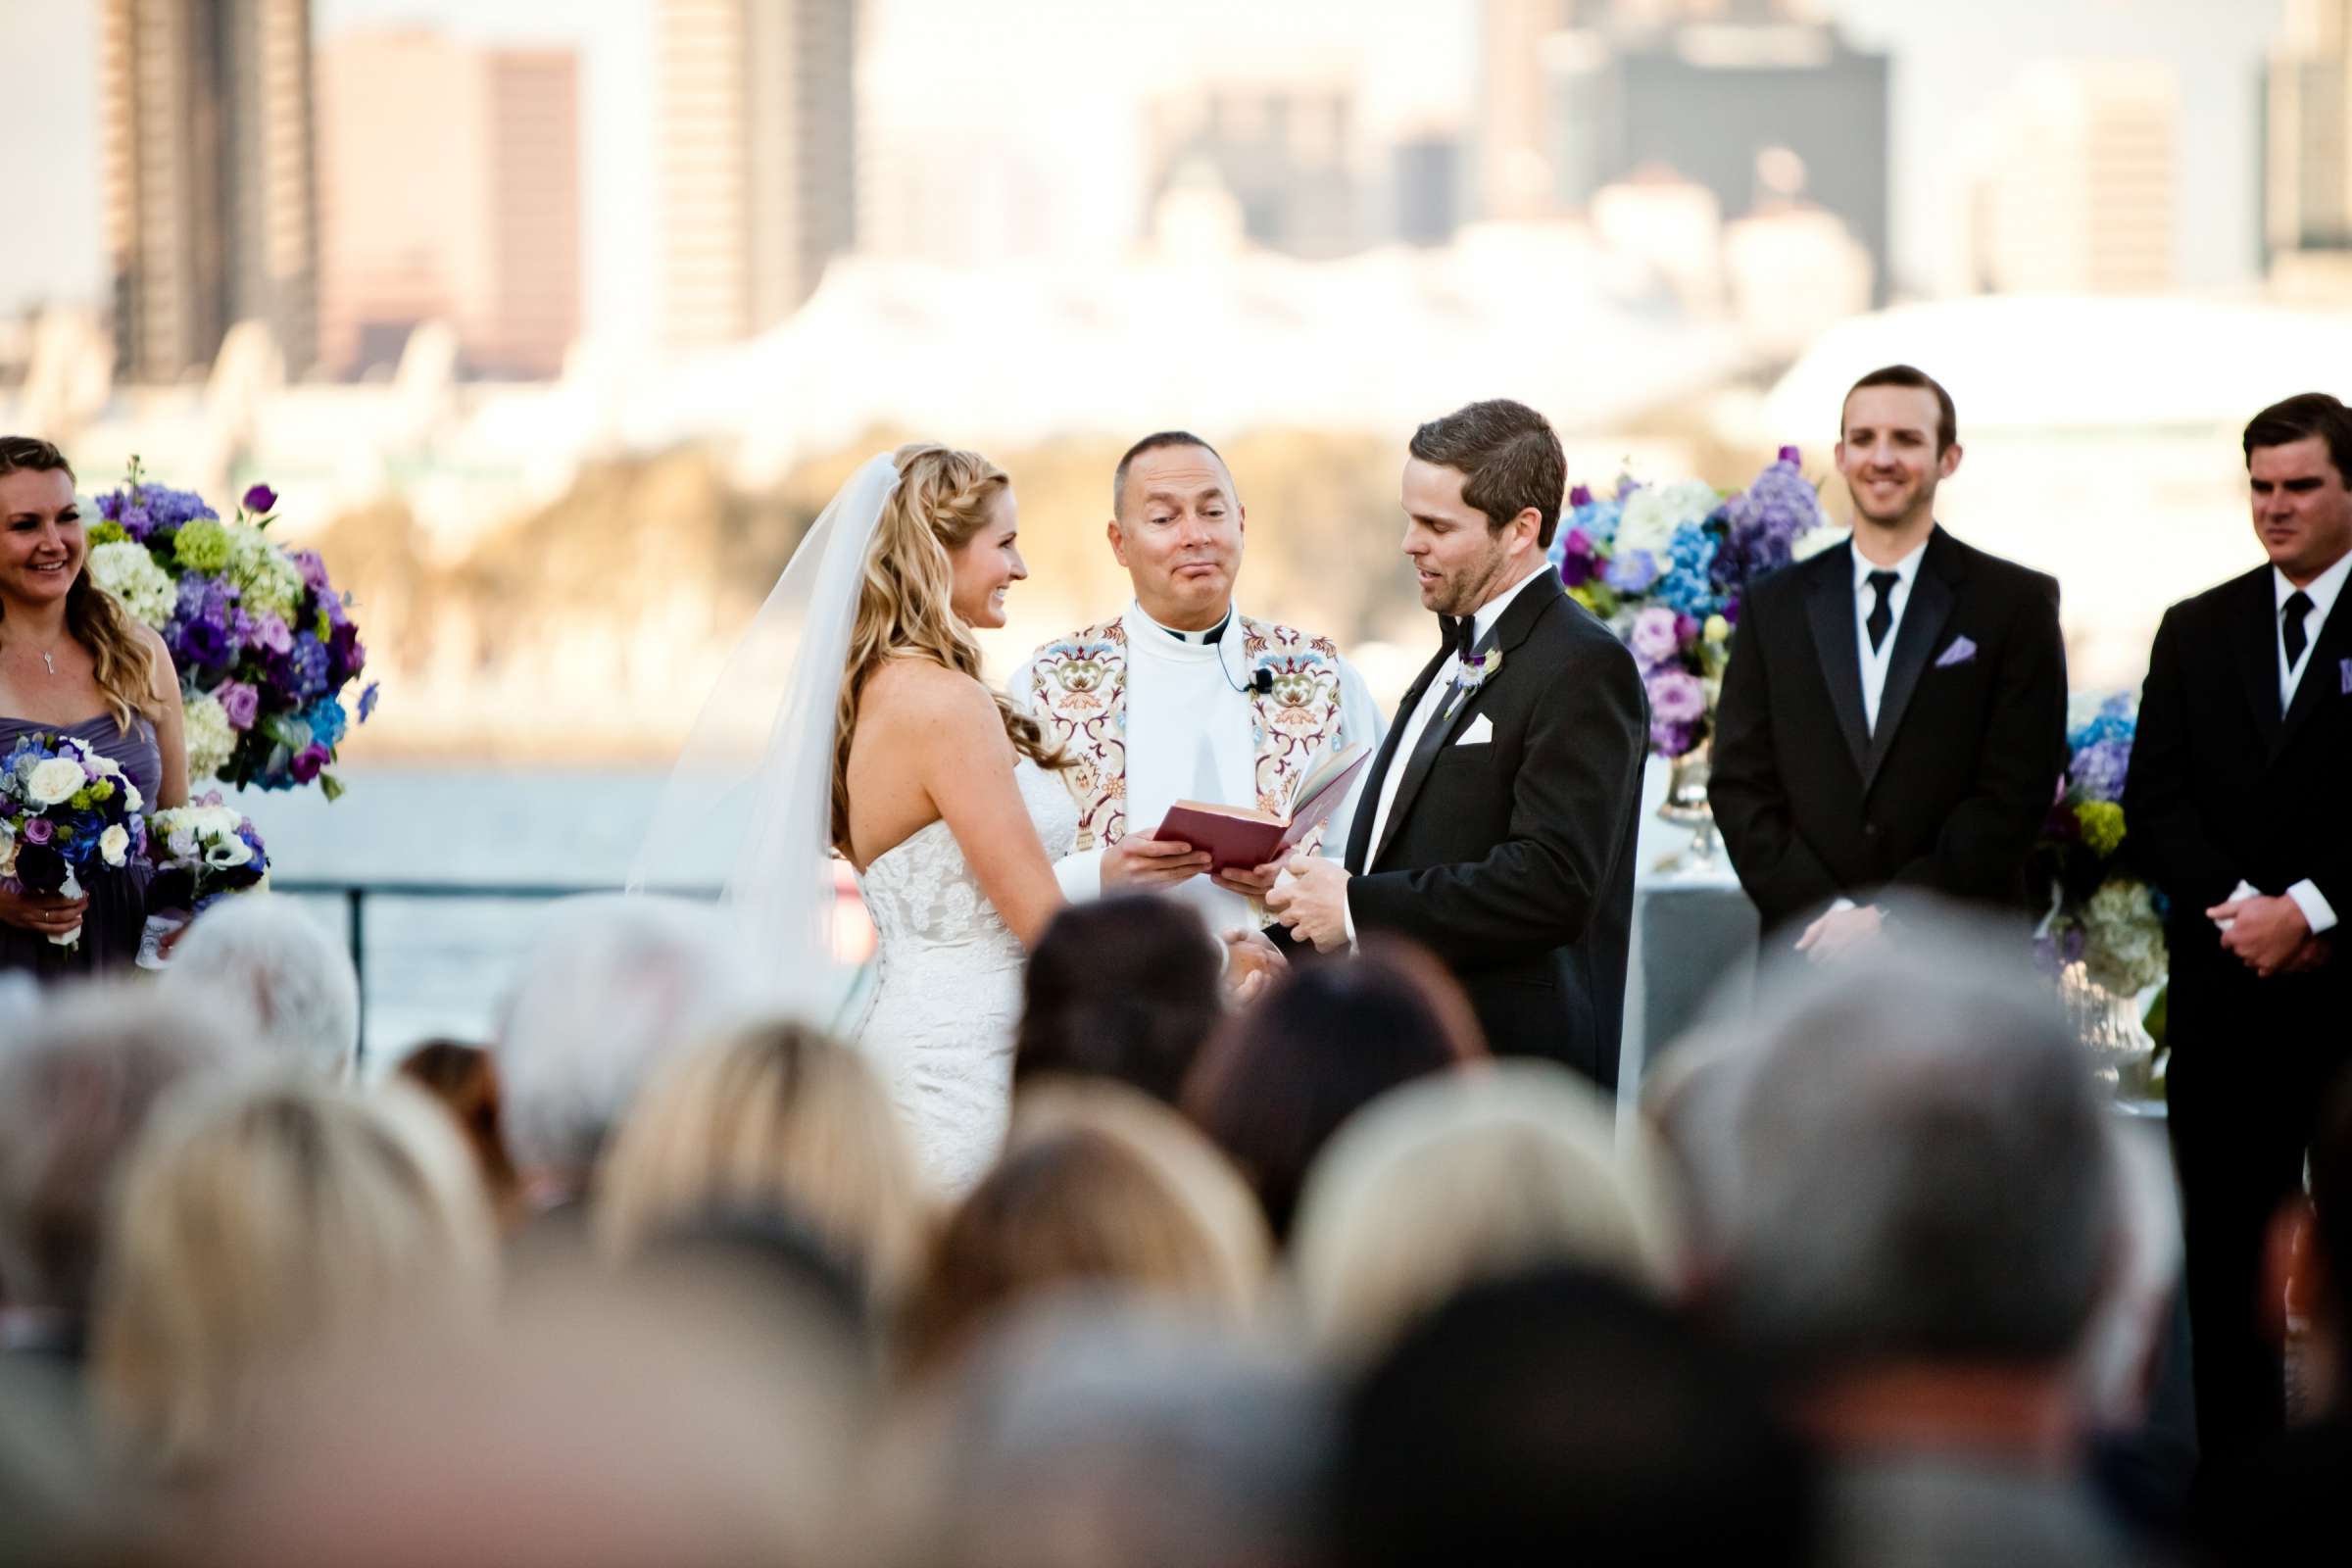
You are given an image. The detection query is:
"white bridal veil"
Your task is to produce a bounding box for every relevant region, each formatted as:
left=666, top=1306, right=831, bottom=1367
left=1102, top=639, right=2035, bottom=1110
left=630, top=453, right=902, bottom=1015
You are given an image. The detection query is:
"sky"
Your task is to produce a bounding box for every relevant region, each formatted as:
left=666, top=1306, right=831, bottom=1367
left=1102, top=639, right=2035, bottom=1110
left=0, top=0, right=2289, bottom=333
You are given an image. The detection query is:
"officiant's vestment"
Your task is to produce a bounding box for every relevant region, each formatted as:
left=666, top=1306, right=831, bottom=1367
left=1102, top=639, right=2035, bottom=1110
left=1343, top=568, right=1647, bottom=1090
left=1015, top=603, right=1383, bottom=937
left=2125, top=552, right=2352, bottom=1466
left=1710, top=526, right=2067, bottom=936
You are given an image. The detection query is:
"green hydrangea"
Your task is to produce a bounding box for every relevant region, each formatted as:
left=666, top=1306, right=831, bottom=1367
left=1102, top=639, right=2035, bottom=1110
left=86, top=519, right=129, bottom=547
left=173, top=516, right=233, bottom=573
left=2075, top=800, right=2127, bottom=858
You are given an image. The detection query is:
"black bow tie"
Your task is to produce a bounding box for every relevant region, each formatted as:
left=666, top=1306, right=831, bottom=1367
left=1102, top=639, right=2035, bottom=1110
left=1443, top=614, right=1477, bottom=662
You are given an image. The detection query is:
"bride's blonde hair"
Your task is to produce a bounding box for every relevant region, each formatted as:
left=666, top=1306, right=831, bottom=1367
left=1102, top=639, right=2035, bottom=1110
left=833, top=443, right=1066, bottom=853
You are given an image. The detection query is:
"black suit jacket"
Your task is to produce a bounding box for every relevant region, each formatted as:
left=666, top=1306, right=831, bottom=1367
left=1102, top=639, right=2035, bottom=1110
left=1709, top=527, right=2068, bottom=936
left=2124, top=564, right=2352, bottom=1000
left=1344, top=570, right=1647, bottom=1091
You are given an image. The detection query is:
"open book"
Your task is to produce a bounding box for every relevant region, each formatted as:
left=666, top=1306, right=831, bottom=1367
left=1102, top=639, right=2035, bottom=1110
left=1151, top=745, right=1372, bottom=873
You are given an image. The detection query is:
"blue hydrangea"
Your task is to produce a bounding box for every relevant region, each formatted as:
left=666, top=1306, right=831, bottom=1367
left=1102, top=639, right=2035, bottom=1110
left=1604, top=548, right=1660, bottom=594
left=1651, top=525, right=1724, bottom=618
left=301, top=697, right=349, bottom=752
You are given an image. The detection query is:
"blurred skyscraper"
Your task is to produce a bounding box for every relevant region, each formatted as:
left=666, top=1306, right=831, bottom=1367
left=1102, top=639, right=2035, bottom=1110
left=1144, top=83, right=1360, bottom=259
left=100, top=0, right=318, bottom=382
left=1971, top=62, right=2178, bottom=296
left=658, top=0, right=858, bottom=354
left=2266, top=0, right=2352, bottom=300
left=1391, top=130, right=1463, bottom=248
left=317, top=32, right=581, bottom=380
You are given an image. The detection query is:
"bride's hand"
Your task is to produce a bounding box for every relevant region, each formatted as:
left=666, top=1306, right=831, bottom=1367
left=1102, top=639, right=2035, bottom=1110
left=1220, top=927, right=1288, bottom=1004
left=1102, top=832, right=1213, bottom=890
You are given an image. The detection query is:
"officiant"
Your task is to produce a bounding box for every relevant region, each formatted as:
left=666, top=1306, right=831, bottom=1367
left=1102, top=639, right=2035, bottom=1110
left=1012, top=432, right=1384, bottom=936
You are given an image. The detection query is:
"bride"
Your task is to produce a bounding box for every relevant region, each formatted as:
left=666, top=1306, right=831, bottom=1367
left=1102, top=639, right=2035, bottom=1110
left=645, top=444, right=1277, bottom=1193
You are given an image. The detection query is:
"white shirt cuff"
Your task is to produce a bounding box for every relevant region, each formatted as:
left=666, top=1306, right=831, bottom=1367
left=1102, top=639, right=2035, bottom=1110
left=1343, top=885, right=1358, bottom=954
left=1053, top=846, right=1105, bottom=902
left=1829, top=897, right=1857, bottom=916
left=2287, top=879, right=2339, bottom=936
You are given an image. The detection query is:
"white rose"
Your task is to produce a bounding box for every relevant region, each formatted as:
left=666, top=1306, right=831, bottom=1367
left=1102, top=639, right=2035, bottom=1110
left=25, top=758, right=85, bottom=807
left=122, top=782, right=143, bottom=814
left=99, top=823, right=130, bottom=868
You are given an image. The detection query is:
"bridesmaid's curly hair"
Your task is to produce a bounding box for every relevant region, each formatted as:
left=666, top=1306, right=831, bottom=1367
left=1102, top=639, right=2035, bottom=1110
left=832, top=443, right=1067, bottom=855
left=0, top=437, right=162, bottom=734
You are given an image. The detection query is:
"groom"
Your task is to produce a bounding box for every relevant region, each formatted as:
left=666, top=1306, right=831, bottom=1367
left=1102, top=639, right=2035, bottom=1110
left=1267, top=400, right=1647, bottom=1089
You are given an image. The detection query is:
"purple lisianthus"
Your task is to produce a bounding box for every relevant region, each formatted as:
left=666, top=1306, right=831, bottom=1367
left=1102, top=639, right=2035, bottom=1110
left=10, top=842, right=65, bottom=895
left=20, top=816, right=53, bottom=846
left=218, top=680, right=262, bottom=731
left=1629, top=607, right=1682, bottom=669
left=289, top=745, right=329, bottom=784
left=172, top=612, right=235, bottom=670
left=1569, top=483, right=1593, bottom=508
left=291, top=548, right=331, bottom=595
left=242, top=483, right=277, bottom=514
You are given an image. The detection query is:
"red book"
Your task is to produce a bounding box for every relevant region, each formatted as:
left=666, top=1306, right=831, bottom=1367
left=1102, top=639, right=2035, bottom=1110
left=1151, top=745, right=1371, bottom=873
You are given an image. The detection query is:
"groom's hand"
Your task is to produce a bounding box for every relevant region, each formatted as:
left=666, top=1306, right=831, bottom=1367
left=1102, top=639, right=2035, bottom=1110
left=1266, top=856, right=1350, bottom=953
left=1103, top=832, right=1213, bottom=890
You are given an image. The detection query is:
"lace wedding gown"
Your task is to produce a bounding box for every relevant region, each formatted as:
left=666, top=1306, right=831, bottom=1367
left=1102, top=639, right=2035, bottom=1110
left=849, top=758, right=1078, bottom=1194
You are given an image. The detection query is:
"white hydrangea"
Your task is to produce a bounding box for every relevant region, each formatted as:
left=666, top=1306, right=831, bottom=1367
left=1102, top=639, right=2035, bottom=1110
left=182, top=692, right=237, bottom=781
left=2080, top=878, right=2168, bottom=998
left=1614, top=479, right=1721, bottom=557
left=226, top=525, right=305, bottom=618
left=1792, top=525, right=1849, bottom=563
left=86, top=541, right=177, bottom=629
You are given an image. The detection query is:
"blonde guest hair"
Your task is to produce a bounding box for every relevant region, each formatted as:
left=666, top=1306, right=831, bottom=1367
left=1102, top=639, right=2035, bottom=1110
left=92, top=1075, right=497, bottom=1476
left=0, top=438, right=162, bottom=735
left=595, top=1019, right=930, bottom=1304
left=830, top=442, right=1066, bottom=854
left=1287, top=1061, right=1675, bottom=1360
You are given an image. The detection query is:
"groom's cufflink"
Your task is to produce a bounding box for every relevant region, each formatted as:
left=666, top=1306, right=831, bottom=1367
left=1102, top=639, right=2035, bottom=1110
left=1456, top=713, right=1494, bottom=746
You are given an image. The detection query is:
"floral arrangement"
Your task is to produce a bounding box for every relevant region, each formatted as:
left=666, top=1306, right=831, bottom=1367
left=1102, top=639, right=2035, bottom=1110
left=1549, top=447, right=1841, bottom=759
left=145, top=793, right=270, bottom=918
left=84, top=460, right=375, bottom=798
left=2030, top=694, right=2169, bottom=1000
left=0, top=731, right=146, bottom=951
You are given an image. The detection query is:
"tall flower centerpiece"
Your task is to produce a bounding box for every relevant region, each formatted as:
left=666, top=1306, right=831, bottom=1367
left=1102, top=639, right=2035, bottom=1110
left=84, top=461, right=376, bottom=799
left=1548, top=448, right=1841, bottom=869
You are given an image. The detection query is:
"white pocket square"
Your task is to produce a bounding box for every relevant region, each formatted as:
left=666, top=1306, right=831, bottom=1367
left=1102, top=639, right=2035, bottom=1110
left=1935, top=635, right=1978, bottom=668
left=1456, top=713, right=1494, bottom=746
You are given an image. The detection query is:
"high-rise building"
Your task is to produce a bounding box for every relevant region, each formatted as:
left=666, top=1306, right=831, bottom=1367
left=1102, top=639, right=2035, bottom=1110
left=658, top=0, right=858, bottom=354
left=1971, top=62, right=2178, bottom=296
left=1144, top=83, right=1359, bottom=259
left=316, top=32, right=581, bottom=380
left=2266, top=0, right=2352, bottom=260
left=100, top=0, right=318, bottom=381
left=1392, top=130, right=1462, bottom=248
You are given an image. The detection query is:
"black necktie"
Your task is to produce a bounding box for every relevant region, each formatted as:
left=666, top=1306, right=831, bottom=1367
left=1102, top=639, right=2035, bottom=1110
left=2283, top=590, right=2314, bottom=668
left=1865, top=570, right=1899, bottom=653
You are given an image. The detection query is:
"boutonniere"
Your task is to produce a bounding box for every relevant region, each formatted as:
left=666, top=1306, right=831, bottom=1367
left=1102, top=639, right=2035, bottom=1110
left=1445, top=646, right=1501, bottom=717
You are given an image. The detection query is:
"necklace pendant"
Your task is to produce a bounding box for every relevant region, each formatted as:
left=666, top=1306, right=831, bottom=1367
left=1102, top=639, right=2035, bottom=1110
left=40, top=653, right=55, bottom=675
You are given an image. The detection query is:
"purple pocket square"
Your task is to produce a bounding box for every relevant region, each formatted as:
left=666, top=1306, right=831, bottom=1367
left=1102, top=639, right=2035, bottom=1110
left=2341, top=656, right=2351, bottom=696
left=1935, top=636, right=1978, bottom=668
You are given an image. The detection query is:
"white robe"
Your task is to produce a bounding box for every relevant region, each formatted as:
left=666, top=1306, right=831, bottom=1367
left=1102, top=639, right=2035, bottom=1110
left=1012, top=601, right=1387, bottom=936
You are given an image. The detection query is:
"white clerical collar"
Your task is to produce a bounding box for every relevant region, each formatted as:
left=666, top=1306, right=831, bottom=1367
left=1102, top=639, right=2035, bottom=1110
left=1851, top=535, right=1928, bottom=594
left=1132, top=600, right=1234, bottom=648
left=1471, top=564, right=1546, bottom=644
left=2276, top=548, right=2352, bottom=619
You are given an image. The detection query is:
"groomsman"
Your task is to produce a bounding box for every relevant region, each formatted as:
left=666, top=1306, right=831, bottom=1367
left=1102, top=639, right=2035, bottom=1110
left=1711, top=365, right=2067, bottom=951
left=2126, top=392, right=2352, bottom=1467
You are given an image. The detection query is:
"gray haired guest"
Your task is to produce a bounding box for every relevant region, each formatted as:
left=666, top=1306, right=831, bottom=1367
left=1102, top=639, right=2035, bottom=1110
left=1674, top=909, right=2147, bottom=1567
left=492, top=894, right=759, bottom=1209
left=161, top=895, right=361, bottom=1080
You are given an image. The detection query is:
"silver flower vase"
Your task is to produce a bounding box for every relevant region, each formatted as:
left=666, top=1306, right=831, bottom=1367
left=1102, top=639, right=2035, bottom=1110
left=1653, top=739, right=1724, bottom=875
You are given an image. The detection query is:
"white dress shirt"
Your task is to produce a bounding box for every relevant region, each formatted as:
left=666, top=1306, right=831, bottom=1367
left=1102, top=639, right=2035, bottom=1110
left=1344, top=564, right=1549, bottom=942
left=1854, top=538, right=1928, bottom=736
left=2267, top=549, right=2351, bottom=936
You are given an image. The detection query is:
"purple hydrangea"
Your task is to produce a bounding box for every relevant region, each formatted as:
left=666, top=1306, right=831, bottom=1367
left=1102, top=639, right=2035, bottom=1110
left=1605, top=549, right=1660, bottom=595
left=1712, top=451, right=1827, bottom=593
left=291, top=548, right=331, bottom=595
left=289, top=632, right=332, bottom=701
left=2070, top=736, right=2132, bottom=804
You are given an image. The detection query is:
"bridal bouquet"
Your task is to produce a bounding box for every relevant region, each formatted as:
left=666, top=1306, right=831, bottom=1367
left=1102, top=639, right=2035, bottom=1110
left=2031, top=694, right=2169, bottom=1000
left=85, top=460, right=376, bottom=799
left=0, top=731, right=146, bottom=951
left=146, top=793, right=270, bottom=916
left=1549, top=447, right=1841, bottom=759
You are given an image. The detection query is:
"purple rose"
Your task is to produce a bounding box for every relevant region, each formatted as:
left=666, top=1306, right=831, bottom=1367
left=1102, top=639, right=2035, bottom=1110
left=10, top=842, right=65, bottom=895
left=290, top=745, right=328, bottom=784
left=1569, top=484, right=1593, bottom=508
left=252, top=612, right=293, bottom=656
left=242, top=483, right=278, bottom=514
left=1629, top=607, right=1682, bottom=669
left=20, top=816, right=53, bottom=846
left=1646, top=668, right=1707, bottom=724
left=291, top=548, right=331, bottom=594
left=218, top=680, right=262, bottom=731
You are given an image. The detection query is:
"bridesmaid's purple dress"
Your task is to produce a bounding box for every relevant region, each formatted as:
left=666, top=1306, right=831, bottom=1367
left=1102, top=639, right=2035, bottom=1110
left=0, top=712, right=161, bottom=980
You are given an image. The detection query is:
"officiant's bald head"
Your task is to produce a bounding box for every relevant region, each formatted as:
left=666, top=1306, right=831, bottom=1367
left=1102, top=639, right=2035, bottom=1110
left=1109, top=431, right=1246, bottom=632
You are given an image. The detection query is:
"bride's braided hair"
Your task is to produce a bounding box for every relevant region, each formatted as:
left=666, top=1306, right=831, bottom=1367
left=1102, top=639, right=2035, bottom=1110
left=832, top=443, right=1068, bottom=854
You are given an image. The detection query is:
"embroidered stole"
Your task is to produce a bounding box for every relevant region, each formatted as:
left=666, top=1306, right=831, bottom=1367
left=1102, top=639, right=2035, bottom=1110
left=1022, top=614, right=1351, bottom=854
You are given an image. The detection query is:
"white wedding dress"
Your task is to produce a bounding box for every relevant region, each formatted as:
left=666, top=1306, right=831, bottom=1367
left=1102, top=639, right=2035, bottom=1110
left=849, top=757, right=1079, bottom=1194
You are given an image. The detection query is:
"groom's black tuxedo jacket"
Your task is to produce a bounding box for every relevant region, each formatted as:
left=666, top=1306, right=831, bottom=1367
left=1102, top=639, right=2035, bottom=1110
left=1343, top=570, right=1648, bottom=1092
left=1709, top=526, right=2067, bottom=936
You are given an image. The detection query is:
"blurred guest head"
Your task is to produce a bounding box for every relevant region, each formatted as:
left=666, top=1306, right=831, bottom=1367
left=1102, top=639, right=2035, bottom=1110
left=2078, top=1121, right=2180, bottom=1433
left=1014, top=894, right=1223, bottom=1106
left=92, top=1075, right=497, bottom=1475
left=1674, top=915, right=2116, bottom=1460
left=1336, top=1265, right=1812, bottom=1567
left=1182, top=941, right=1484, bottom=1242
left=0, top=989, right=235, bottom=1353
left=397, top=1040, right=525, bottom=1230
left=1290, top=1059, right=1673, bottom=1358
left=2242, top=390, right=2352, bottom=585
left=882, top=1298, right=1332, bottom=1568
left=162, top=895, right=360, bottom=1080
left=596, top=1019, right=928, bottom=1307
left=902, top=1126, right=1246, bottom=1376
left=493, top=894, right=757, bottom=1203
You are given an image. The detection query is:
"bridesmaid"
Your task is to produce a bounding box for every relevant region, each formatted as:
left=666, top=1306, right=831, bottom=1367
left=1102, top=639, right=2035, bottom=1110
left=0, top=438, right=188, bottom=977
